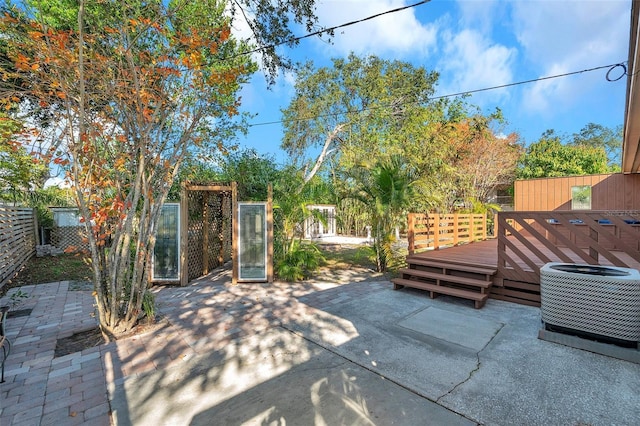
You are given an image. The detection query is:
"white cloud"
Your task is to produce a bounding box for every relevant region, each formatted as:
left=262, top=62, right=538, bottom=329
left=437, top=28, right=517, bottom=103
left=313, top=0, right=438, bottom=57
left=44, top=177, right=71, bottom=189
left=512, top=0, right=630, bottom=113
left=456, top=0, right=505, bottom=34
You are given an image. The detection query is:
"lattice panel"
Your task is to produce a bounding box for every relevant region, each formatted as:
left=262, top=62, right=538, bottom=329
left=187, top=191, right=205, bottom=281
left=186, top=186, right=233, bottom=282
left=51, top=226, right=88, bottom=252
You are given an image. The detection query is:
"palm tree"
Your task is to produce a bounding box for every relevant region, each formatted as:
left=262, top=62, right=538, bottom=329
left=348, top=155, right=417, bottom=272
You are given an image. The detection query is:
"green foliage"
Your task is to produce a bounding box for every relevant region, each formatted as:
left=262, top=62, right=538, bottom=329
left=0, top=114, right=49, bottom=200
left=281, top=54, right=440, bottom=172
left=570, top=123, right=622, bottom=171
left=272, top=166, right=311, bottom=249
left=270, top=165, right=337, bottom=278
left=517, top=130, right=609, bottom=179
left=25, top=186, right=74, bottom=228
left=221, top=149, right=280, bottom=201
left=275, top=240, right=324, bottom=281
left=335, top=198, right=369, bottom=236
left=280, top=53, right=524, bottom=217
left=346, top=155, right=416, bottom=272
left=8, top=289, right=29, bottom=310
left=167, top=160, right=224, bottom=201
left=141, top=290, right=155, bottom=321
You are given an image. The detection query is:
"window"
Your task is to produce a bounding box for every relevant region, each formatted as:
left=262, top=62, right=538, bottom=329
left=152, top=203, right=180, bottom=281
left=571, top=186, right=592, bottom=210
left=238, top=202, right=267, bottom=281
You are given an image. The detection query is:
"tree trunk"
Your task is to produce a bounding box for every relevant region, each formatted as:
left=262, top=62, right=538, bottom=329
left=303, top=124, right=344, bottom=185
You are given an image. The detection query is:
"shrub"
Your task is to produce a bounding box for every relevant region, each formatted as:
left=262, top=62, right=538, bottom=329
left=275, top=241, right=324, bottom=281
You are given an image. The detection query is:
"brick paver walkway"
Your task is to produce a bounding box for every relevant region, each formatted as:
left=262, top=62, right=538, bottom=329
left=0, top=282, right=109, bottom=425
left=0, top=271, right=388, bottom=425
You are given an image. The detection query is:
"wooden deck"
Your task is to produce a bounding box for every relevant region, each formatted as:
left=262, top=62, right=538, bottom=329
left=400, top=210, right=640, bottom=308
left=409, top=239, right=498, bottom=269
left=407, top=236, right=640, bottom=307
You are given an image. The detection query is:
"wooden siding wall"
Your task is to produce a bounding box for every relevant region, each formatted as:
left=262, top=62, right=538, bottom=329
left=0, top=205, right=37, bottom=290
left=514, top=173, right=640, bottom=211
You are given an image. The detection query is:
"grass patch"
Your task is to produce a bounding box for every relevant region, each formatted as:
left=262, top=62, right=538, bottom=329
left=318, top=242, right=408, bottom=276
left=2, top=254, right=93, bottom=297
left=318, top=244, right=377, bottom=270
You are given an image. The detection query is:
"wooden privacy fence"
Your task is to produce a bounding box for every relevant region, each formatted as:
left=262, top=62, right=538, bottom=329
left=408, top=213, right=487, bottom=254
left=0, top=205, right=37, bottom=289
left=496, top=211, right=640, bottom=294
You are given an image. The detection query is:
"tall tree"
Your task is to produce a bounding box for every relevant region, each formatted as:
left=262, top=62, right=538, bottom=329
left=570, top=122, right=622, bottom=171
left=441, top=110, right=522, bottom=207
left=282, top=56, right=508, bottom=216
left=517, top=130, right=609, bottom=179
left=281, top=54, right=440, bottom=183
left=0, top=0, right=326, bottom=337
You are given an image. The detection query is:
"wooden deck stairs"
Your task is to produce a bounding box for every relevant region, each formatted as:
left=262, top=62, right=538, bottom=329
left=392, top=255, right=497, bottom=308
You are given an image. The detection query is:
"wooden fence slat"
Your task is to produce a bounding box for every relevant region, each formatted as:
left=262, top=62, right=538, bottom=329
left=573, top=213, right=640, bottom=263
left=497, top=211, right=640, bottom=293
left=407, top=212, right=488, bottom=254
left=534, top=216, right=597, bottom=264
left=552, top=217, right=614, bottom=265
left=501, top=219, right=553, bottom=266
left=0, top=205, right=36, bottom=290
left=499, top=231, right=540, bottom=273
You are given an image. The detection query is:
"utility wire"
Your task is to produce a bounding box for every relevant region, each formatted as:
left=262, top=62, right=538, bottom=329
left=229, top=0, right=431, bottom=59
left=247, top=62, right=626, bottom=128
left=431, top=63, right=624, bottom=100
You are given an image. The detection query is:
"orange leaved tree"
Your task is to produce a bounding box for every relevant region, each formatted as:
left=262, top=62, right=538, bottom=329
left=0, top=0, right=324, bottom=338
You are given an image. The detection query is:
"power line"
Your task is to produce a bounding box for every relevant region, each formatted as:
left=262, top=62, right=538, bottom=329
left=247, top=62, right=626, bottom=128
left=231, top=0, right=431, bottom=59
left=431, top=63, right=624, bottom=100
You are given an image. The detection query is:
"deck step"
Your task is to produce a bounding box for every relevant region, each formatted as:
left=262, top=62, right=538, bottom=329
left=392, top=278, right=489, bottom=308
left=398, top=268, right=492, bottom=288
left=405, top=257, right=496, bottom=276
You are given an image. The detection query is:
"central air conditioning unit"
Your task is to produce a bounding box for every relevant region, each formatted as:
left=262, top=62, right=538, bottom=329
left=540, top=263, right=640, bottom=345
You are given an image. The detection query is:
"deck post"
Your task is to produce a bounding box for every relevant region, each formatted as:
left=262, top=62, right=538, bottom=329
left=408, top=213, right=415, bottom=255
left=433, top=213, right=440, bottom=250
left=453, top=213, right=459, bottom=246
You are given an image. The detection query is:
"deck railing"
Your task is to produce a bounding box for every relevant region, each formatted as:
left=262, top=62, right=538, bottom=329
left=408, top=213, right=487, bottom=254
left=496, top=210, right=640, bottom=286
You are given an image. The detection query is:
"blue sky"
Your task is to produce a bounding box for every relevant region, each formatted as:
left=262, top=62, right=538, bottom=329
left=233, top=0, right=631, bottom=164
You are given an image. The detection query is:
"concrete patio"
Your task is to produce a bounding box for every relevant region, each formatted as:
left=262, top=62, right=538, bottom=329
left=1, top=269, right=639, bottom=425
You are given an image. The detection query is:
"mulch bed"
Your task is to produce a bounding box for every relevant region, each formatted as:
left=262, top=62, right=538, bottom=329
left=54, top=316, right=168, bottom=358
left=55, top=328, right=105, bottom=358
left=7, top=308, right=33, bottom=318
